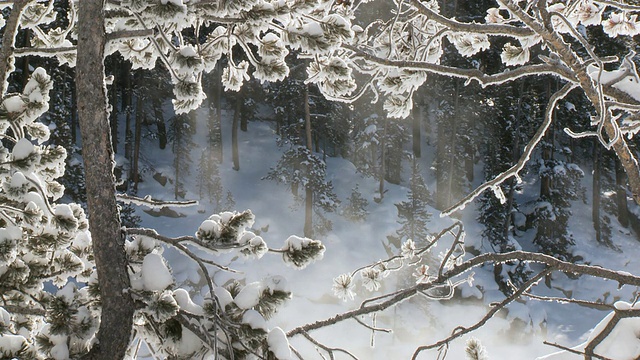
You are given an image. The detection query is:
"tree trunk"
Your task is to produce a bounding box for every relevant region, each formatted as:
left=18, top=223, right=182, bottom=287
left=616, top=157, right=630, bottom=228
left=304, top=84, right=313, bottom=238
left=412, top=103, right=421, bottom=158
left=207, top=65, right=222, bottom=162
left=502, top=82, right=524, bottom=242
left=593, top=141, right=602, bottom=242
left=446, top=80, right=460, bottom=208
left=232, top=91, right=241, bottom=171
left=378, top=109, right=387, bottom=202
left=71, top=68, right=77, bottom=144
left=435, top=115, right=447, bottom=209
left=131, top=95, right=143, bottom=191
left=124, top=69, right=133, bottom=161
left=76, top=1, right=134, bottom=359
left=152, top=95, right=167, bottom=149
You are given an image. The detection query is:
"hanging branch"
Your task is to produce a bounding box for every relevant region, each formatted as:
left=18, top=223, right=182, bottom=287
left=442, top=82, right=576, bottom=216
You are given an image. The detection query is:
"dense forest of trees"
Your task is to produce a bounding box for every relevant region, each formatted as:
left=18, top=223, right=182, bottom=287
left=3, top=0, right=640, bottom=359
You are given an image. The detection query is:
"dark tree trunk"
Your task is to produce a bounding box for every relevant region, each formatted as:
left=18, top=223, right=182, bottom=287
left=173, top=116, right=183, bottom=200
left=124, top=69, right=133, bottom=161
left=412, top=103, right=421, bottom=158
left=593, top=140, right=602, bottom=242
left=616, top=157, right=630, bottom=228
left=207, top=65, right=223, bottom=162
left=152, top=95, right=167, bottom=149
left=76, top=1, right=134, bottom=359
left=232, top=90, right=241, bottom=171
left=71, top=77, right=78, bottom=144
left=435, top=117, right=447, bottom=209
left=131, top=95, right=143, bottom=191
left=445, top=80, right=460, bottom=208
left=304, top=85, right=313, bottom=238
left=502, top=82, right=524, bottom=241
left=378, top=106, right=387, bottom=202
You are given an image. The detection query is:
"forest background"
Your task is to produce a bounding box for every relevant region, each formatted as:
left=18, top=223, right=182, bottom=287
left=3, top=0, right=640, bottom=359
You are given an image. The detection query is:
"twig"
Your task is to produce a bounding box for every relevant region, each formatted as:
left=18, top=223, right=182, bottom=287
left=411, top=267, right=553, bottom=359
left=542, top=341, right=612, bottom=360
left=301, top=331, right=359, bottom=360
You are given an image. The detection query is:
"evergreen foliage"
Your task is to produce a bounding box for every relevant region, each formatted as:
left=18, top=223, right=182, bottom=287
left=344, top=184, right=368, bottom=222
left=388, top=160, right=432, bottom=248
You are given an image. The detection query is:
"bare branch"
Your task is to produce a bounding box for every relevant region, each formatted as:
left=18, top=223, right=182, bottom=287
left=13, top=46, right=77, bottom=56
left=523, top=292, right=615, bottom=311
left=442, top=82, right=576, bottom=216
left=106, top=29, right=154, bottom=41
left=411, top=267, right=552, bottom=359
left=543, top=341, right=613, bottom=360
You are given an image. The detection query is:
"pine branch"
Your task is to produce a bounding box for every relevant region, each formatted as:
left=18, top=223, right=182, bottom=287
left=344, top=44, right=577, bottom=88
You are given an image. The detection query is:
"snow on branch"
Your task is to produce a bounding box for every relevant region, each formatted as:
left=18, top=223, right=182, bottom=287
left=344, top=44, right=576, bottom=88
left=116, top=193, right=198, bottom=209
left=286, top=218, right=640, bottom=359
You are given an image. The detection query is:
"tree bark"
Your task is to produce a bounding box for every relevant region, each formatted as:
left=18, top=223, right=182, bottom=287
left=232, top=89, right=241, bottom=171
left=0, top=0, right=28, bottom=96
left=615, top=157, right=629, bottom=228
left=378, top=108, right=387, bottom=202
left=593, top=140, right=602, bottom=242
left=304, top=84, right=313, bottom=238
left=152, top=95, right=167, bottom=149
left=132, top=94, right=143, bottom=191
left=76, top=1, right=134, bottom=359
left=412, top=103, right=421, bottom=158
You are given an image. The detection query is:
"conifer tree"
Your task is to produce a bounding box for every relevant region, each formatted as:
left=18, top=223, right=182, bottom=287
left=388, top=160, right=432, bottom=247
left=344, top=184, right=369, bottom=222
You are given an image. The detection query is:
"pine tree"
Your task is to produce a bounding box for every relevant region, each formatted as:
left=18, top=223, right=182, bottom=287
left=169, top=113, right=195, bottom=200
left=344, top=184, right=369, bottom=222
left=388, top=160, right=432, bottom=247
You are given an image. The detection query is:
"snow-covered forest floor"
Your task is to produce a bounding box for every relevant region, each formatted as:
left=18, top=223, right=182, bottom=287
left=123, top=101, right=640, bottom=359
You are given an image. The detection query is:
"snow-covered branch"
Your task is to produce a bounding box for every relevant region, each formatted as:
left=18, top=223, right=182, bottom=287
left=116, top=193, right=198, bottom=209
left=442, top=82, right=576, bottom=216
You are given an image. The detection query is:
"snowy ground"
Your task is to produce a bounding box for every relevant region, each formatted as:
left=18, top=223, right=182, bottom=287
left=127, top=104, right=640, bottom=359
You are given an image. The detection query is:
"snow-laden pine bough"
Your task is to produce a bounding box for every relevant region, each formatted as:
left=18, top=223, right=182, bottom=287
left=284, top=222, right=640, bottom=360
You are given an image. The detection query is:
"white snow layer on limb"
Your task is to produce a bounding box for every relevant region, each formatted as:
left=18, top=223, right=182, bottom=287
left=12, top=138, right=35, bottom=161
left=141, top=253, right=174, bottom=291
left=172, top=288, right=204, bottom=315
left=0, top=334, right=28, bottom=356
left=280, top=235, right=325, bottom=269
left=242, top=309, right=267, bottom=330
left=234, top=282, right=263, bottom=309
left=537, top=301, right=640, bottom=359
left=267, top=327, right=291, bottom=360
